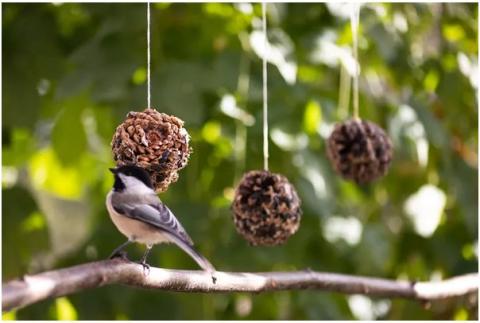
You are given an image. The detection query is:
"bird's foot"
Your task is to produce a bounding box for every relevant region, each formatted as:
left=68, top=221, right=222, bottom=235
left=138, top=261, right=151, bottom=276
left=208, top=270, right=217, bottom=284
left=109, top=250, right=129, bottom=260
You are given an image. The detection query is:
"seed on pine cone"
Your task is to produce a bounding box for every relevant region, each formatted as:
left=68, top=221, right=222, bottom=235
left=111, top=108, right=191, bottom=193
left=326, top=119, right=393, bottom=184
left=231, top=170, right=302, bottom=246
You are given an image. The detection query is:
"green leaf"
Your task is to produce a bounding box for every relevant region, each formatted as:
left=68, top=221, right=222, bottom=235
left=2, top=3, right=65, bottom=129
left=303, top=100, right=322, bottom=135
left=442, top=24, right=465, bottom=42
left=201, top=121, right=221, bottom=143
left=2, top=128, right=36, bottom=166
left=2, top=311, right=16, bottom=320
left=21, top=211, right=46, bottom=232
left=2, top=186, right=49, bottom=279
left=132, top=67, right=147, bottom=85
left=28, top=147, right=97, bottom=200
left=51, top=94, right=88, bottom=166
left=453, top=308, right=468, bottom=320
left=55, top=297, right=78, bottom=320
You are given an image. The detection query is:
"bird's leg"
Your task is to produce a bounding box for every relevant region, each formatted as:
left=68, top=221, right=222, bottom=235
left=138, top=245, right=153, bottom=275
left=109, top=239, right=132, bottom=259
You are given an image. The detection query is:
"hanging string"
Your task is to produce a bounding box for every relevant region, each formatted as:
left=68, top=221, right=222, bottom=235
left=338, top=63, right=351, bottom=120
left=262, top=2, right=269, bottom=171
left=147, top=2, right=151, bottom=108
left=350, top=3, right=360, bottom=120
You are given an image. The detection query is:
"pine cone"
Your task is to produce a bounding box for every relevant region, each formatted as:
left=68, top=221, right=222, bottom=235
left=327, top=119, right=393, bottom=184
left=111, top=108, right=191, bottom=192
left=232, top=170, right=302, bottom=246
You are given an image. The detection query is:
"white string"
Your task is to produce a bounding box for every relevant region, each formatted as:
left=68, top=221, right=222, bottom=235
left=262, top=2, right=269, bottom=171
left=350, top=3, right=360, bottom=119
left=147, top=2, right=151, bottom=108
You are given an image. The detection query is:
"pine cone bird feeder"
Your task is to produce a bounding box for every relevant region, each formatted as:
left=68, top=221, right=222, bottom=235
left=232, top=170, right=302, bottom=246
left=111, top=108, right=191, bottom=192
left=327, top=119, right=393, bottom=184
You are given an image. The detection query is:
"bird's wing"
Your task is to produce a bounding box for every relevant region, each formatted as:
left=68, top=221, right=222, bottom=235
left=114, top=201, right=194, bottom=246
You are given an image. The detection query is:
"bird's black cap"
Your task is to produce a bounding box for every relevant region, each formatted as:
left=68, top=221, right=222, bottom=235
left=110, top=165, right=154, bottom=191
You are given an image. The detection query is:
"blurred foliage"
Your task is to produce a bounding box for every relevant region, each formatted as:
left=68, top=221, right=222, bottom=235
left=2, top=3, right=478, bottom=320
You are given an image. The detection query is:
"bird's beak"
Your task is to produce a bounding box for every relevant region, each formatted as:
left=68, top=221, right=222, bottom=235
left=109, top=167, right=117, bottom=174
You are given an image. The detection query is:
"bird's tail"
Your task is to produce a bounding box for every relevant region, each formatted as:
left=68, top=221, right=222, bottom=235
left=168, top=234, right=216, bottom=273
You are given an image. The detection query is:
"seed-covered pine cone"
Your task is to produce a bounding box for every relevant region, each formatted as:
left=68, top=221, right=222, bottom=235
left=327, top=119, right=393, bottom=184
left=111, top=108, right=191, bottom=193
left=231, top=170, right=302, bottom=246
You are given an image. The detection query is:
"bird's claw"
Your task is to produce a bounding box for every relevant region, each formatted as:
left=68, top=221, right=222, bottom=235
left=138, top=261, right=150, bottom=276
left=209, top=270, right=217, bottom=284
left=109, top=250, right=129, bottom=260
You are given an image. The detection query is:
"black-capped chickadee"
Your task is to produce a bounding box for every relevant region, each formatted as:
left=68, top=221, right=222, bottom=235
left=106, top=165, right=215, bottom=274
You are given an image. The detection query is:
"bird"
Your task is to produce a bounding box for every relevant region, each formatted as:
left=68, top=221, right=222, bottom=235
left=106, top=165, right=215, bottom=275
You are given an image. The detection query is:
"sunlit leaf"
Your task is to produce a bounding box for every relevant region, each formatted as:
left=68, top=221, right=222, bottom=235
left=404, top=184, right=446, bottom=238
left=203, top=3, right=235, bottom=18
left=249, top=29, right=297, bottom=84
left=55, top=297, right=78, bottom=321
left=21, top=211, right=46, bottom=232
left=461, top=243, right=475, bottom=260
left=201, top=121, right=221, bottom=144
left=2, top=166, right=18, bottom=189
left=132, top=67, right=147, bottom=85
left=453, top=308, right=468, bottom=321
left=28, top=148, right=84, bottom=199
left=442, top=24, right=465, bottom=42
left=2, top=311, right=16, bottom=320
left=219, top=94, right=255, bottom=126
left=423, top=70, right=439, bottom=92
left=303, top=100, right=322, bottom=135
left=271, top=128, right=308, bottom=151
left=154, top=3, right=170, bottom=10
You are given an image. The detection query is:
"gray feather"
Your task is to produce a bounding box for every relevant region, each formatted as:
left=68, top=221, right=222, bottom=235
left=111, top=192, right=194, bottom=245
left=165, top=233, right=215, bottom=272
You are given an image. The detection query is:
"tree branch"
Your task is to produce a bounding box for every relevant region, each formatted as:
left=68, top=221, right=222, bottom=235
left=2, top=258, right=478, bottom=312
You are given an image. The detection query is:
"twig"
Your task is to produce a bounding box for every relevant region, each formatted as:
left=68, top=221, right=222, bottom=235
left=2, top=258, right=478, bottom=312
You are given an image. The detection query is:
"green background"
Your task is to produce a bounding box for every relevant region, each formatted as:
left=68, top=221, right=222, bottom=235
left=2, top=2, right=478, bottom=320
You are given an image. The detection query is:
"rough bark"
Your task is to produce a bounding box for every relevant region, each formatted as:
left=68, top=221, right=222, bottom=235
left=2, top=258, right=478, bottom=312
